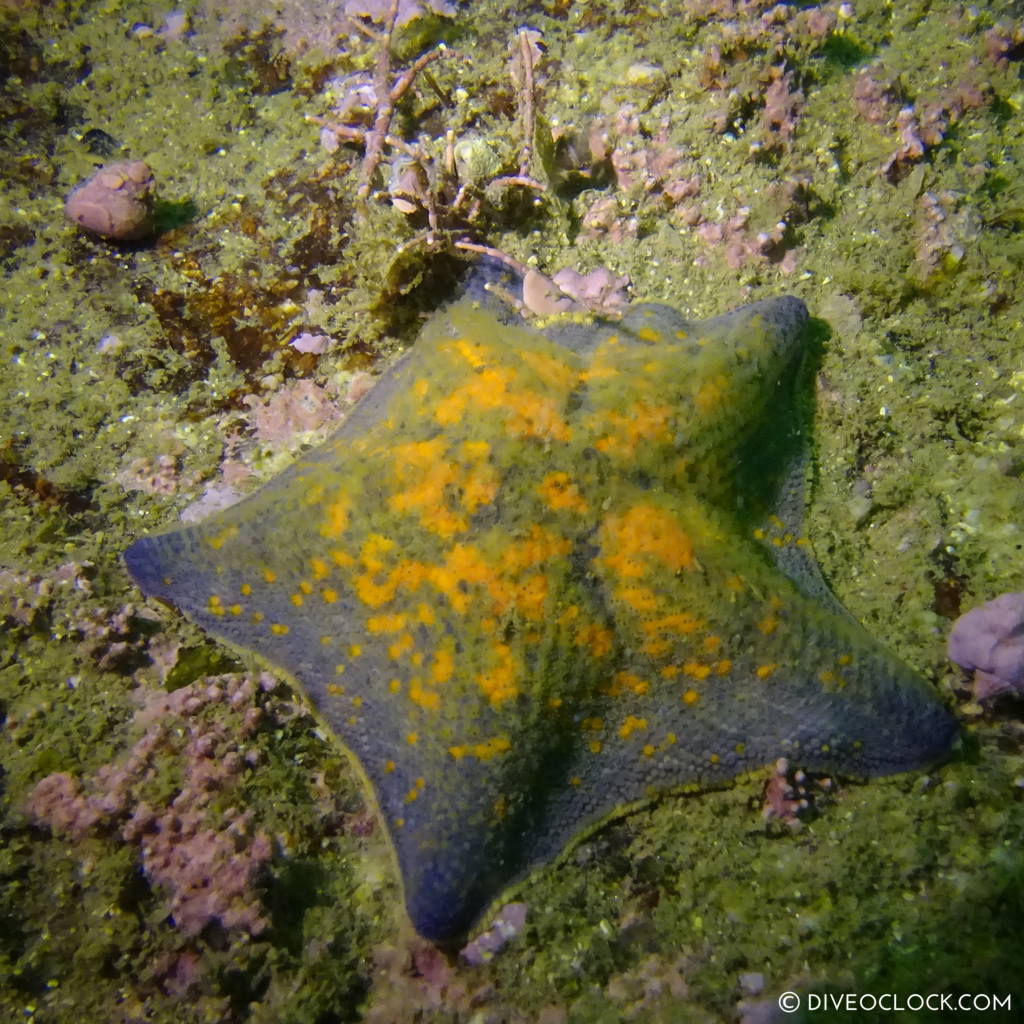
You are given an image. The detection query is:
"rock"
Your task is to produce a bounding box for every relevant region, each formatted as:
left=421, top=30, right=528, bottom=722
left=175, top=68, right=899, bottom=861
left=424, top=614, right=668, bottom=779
left=65, top=160, right=157, bottom=241
left=948, top=592, right=1024, bottom=699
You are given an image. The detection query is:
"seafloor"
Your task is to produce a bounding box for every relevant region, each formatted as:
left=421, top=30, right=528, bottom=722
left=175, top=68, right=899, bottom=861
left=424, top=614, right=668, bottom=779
left=1, top=0, right=1023, bottom=1021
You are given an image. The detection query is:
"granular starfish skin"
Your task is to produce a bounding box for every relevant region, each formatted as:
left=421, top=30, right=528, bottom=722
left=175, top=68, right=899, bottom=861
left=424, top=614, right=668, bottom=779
left=125, top=295, right=956, bottom=942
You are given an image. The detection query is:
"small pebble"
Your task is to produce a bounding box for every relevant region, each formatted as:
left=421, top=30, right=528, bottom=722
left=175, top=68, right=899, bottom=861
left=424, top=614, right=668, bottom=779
left=948, top=592, right=1024, bottom=699
left=65, top=160, right=157, bottom=241
left=739, top=971, right=766, bottom=996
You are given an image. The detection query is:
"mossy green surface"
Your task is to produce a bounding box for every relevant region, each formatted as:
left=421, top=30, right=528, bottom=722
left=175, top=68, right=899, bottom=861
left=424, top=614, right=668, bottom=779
left=2, top=0, right=1023, bottom=1020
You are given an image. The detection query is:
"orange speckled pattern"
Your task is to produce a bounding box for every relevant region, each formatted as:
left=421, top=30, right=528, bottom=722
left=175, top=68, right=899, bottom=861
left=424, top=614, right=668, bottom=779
left=125, top=295, right=956, bottom=942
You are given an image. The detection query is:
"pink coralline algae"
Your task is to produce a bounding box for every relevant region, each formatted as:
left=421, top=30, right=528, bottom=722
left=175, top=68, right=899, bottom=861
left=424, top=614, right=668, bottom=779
left=70, top=600, right=150, bottom=672
left=183, top=376, right=369, bottom=524
left=0, top=561, right=152, bottom=672
left=852, top=69, right=990, bottom=181
left=693, top=186, right=804, bottom=274
left=948, top=593, right=1024, bottom=701
left=983, top=22, right=1024, bottom=68
left=520, top=266, right=631, bottom=317
left=204, top=0, right=453, bottom=59
left=289, top=331, right=336, bottom=355
left=343, top=0, right=455, bottom=28
left=117, top=453, right=193, bottom=496
left=758, top=67, right=804, bottom=147
left=125, top=805, right=272, bottom=937
left=581, top=194, right=640, bottom=244
left=27, top=673, right=276, bottom=937
left=913, top=190, right=980, bottom=273
left=690, top=2, right=831, bottom=147
left=551, top=267, right=631, bottom=315
left=851, top=64, right=900, bottom=125
left=586, top=110, right=702, bottom=210
left=363, top=939, right=501, bottom=1022
left=879, top=106, right=947, bottom=180
left=603, top=954, right=690, bottom=1017
left=579, top=100, right=805, bottom=271
left=64, top=160, right=157, bottom=241
left=243, top=379, right=342, bottom=443
left=459, top=902, right=528, bottom=965
left=0, top=560, right=92, bottom=629
left=579, top=113, right=701, bottom=244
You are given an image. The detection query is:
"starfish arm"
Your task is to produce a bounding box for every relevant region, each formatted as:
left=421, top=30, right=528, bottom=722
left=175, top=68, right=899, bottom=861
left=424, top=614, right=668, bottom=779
left=574, top=485, right=957, bottom=784
left=573, top=297, right=809, bottom=496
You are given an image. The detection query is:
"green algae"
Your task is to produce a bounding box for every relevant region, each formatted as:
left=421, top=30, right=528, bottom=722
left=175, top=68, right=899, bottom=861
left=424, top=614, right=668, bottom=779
left=2, top=0, right=1024, bottom=1020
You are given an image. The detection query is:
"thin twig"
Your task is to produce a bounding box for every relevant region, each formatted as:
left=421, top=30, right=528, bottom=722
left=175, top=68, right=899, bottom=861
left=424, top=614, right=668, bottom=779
left=358, top=0, right=403, bottom=205
left=490, top=174, right=546, bottom=192
left=515, top=29, right=536, bottom=178
left=453, top=239, right=530, bottom=278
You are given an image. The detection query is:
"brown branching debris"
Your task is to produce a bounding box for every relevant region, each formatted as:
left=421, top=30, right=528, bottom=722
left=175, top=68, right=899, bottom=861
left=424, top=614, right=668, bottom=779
left=308, top=0, right=456, bottom=213
left=307, top=10, right=613, bottom=319
left=309, top=7, right=546, bottom=233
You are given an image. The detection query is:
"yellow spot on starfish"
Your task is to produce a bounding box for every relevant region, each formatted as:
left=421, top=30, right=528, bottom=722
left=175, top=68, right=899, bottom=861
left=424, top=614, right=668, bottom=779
left=537, top=471, right=589, bottom=514
left=618, top=715, right=648, bottom=739
left=448, top=735, right=511, bottom=761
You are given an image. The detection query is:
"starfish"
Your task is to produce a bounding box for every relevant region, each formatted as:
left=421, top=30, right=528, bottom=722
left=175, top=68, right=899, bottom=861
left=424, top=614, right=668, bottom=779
left=125, top=293, right=957, bottom=942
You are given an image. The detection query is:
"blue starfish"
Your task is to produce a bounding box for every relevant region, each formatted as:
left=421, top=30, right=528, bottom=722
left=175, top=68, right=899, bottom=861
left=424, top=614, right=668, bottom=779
left=125, top=292, right=957, bottom=942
